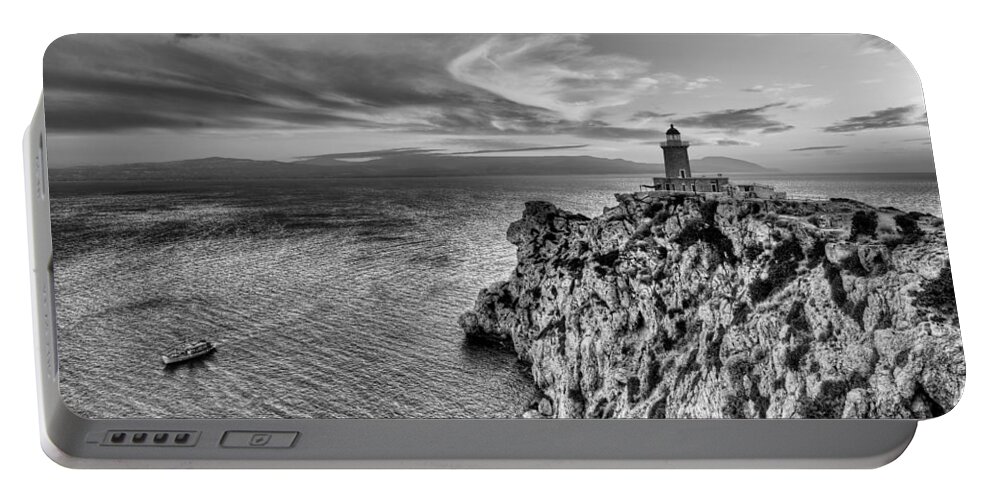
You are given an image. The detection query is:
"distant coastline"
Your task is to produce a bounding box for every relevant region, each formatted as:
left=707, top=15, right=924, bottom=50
left=47, top=154, right=781, bottom=182
left=48, top=156, right=941, bottom=185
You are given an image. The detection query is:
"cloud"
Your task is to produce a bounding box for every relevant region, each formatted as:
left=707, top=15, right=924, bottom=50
left=676, top=103, right=793, bottom=134
left=857, top=35, right=898, bottom=55
left=903, top=137, right=932, bottom=146
left=559, top=121, right=662, bottom=140
left=657, top=73, right=720, bottom=92
left=823, top=105, right=928, bottom=133
left=447, top=34, right=659, bottom=121
left=631, top=111, right=676, bottom=120
left=742, top=83, right=812, bottom=94
left=783, top=97, right=832, bottom=110
left=44, top=34, right=670, bottom=145
left=48, top=35, right=610, bottom=138
left=790, top=145, right=846, bottom=152
left=712, top=138, right=758, bottom=146
left=297, top=148, right=442, bottom=161
left=448, top=144, right=588, bottom=155
left=45, top=34, right=484, bottom=133
left=683, top=76, right=720, bottom=91
left=446, top=35, right=717, bottom=121
left=297, top=144, right=589, bottom=160
left=760, top=125, right=795, bottom=134
left=740, top=84, right=828, bottom=110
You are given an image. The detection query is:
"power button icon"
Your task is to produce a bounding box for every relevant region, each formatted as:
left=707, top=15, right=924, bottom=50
left=220, top=431, right=298, bottom=448
left=249, top=433, right=271, bottom=446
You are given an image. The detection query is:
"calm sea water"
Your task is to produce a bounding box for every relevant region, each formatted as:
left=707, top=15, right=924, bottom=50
left=50, top=172, right=941, bottom=418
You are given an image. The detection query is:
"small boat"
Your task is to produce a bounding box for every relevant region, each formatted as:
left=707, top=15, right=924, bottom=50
left=161, top=339, right=215, bottom=365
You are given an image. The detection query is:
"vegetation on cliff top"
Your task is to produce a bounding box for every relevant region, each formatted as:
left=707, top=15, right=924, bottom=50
left=915, top=263, right=957, bottom=317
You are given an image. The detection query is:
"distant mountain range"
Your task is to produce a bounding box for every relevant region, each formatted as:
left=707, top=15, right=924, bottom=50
left=691, top=156, right=775, bottom=173
left=49, top=154, right=775, bottom=182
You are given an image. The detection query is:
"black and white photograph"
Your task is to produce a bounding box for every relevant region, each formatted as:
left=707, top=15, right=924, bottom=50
left=43, top=33, right=964, bottom=420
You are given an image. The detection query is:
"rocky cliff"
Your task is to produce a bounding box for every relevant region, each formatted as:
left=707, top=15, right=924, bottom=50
left=458, top=193, right=965, bottom=419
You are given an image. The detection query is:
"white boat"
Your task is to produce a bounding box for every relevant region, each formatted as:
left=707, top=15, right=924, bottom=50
left=161, top=339, right=215, bottom=365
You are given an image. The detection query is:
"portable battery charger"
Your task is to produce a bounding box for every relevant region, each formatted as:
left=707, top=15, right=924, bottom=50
left=25, top=34, right=964, bottom=468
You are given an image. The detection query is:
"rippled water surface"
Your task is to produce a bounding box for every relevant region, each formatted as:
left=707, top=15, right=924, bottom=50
left=50, top=172, right=941, bottom=418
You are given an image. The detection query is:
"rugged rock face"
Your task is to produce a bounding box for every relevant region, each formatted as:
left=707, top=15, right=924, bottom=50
left=458, top=193, right=965, bottom=419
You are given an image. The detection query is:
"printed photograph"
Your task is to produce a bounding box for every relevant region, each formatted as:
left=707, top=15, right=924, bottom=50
left=43, top=34, right=964, bottom=419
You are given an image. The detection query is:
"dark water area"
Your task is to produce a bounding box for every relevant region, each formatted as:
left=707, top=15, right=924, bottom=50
left=49, top=173, right=942, bottom=418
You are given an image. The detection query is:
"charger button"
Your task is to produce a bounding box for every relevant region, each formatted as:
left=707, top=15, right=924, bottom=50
left=220, top=431, right=298, bottom=448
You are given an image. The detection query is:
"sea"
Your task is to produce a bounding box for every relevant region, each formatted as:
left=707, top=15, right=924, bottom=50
left=49, top=172, right=942, bottom=418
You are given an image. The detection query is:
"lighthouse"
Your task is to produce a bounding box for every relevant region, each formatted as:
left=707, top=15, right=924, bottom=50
left=661, top=124, right=692, bottom=180
left=646, top=124, right=785, bottom=200
left=650, top=124, right=729, bottom=194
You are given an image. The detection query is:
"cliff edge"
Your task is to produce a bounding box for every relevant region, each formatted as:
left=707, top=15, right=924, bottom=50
left=458, top=193, right=965, bottom=418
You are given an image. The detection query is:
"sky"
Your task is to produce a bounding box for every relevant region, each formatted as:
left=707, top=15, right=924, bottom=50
left=43, top=34, right=934, bottom=173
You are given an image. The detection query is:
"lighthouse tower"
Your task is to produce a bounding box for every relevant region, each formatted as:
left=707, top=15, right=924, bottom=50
left=650, top=124, right=728, bottom=194
left=660, top=124, right=691, bottom=179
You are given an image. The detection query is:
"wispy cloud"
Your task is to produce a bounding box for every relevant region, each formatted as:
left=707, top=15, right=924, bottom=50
left=45, top=34, right=481, bottom=133
left=559, top=121, right=661, bottom=140
left=783, top=97, right=832, bottom=110
left=447, top=35, right=660, bottom=121
left=741, top=83, right=812, bottom=94
left=740, top=83, right=828, bottom=110
left=710, top=138, right=758, bottom=146
left=631, top=110, right=676, bottom=120
left=902, top=137, right=932, bottom=146
left=760, top=125, right=796, bottom=134
left=45, top=34, right=672, bottom=144
left=42, top=34, right=935, bottom=173
left=823, top=105, right=928, bottom=133
left=790, top=145, right=846, bottom=152
left=448, top=144, right=588, bottom=155
left=676, top=103, right=793, bottom=134
left=297, top=148, right=442, bottom=161
left=657, top=73, right=720, bottom=93
left=857, top=35, right=898, bottom=55
left=298, top=144, right=590, bottom=160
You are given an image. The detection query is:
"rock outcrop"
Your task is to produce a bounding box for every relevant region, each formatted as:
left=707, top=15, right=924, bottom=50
left=459, top=193, right=965, bottom=419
